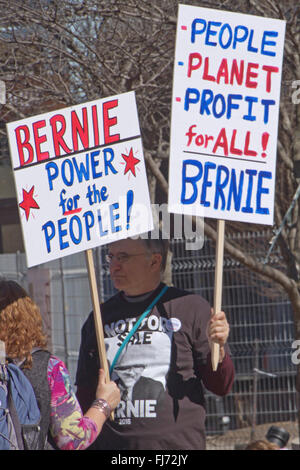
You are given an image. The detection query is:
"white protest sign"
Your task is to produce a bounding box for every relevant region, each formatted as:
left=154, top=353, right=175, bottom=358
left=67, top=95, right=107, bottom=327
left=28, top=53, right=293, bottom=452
left=7, top=91, right=153, bottom=267
left=168, top=5, right=286, bottom=225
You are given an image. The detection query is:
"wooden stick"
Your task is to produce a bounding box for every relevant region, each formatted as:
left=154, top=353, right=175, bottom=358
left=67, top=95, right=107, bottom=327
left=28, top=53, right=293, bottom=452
left=85, top=249, right=114, bottom=419
left=211, top=219, right=225, bottom=371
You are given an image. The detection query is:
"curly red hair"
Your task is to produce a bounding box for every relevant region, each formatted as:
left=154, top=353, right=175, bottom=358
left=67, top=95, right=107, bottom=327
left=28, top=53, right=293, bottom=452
left=245, top=440, right=280, bottom=450
left=0, top=279, right=47, bottom=368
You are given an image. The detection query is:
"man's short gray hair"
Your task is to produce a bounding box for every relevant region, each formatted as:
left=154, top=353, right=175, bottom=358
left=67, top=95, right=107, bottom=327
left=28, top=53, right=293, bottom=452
left=141, top=231, right=169, bottom=272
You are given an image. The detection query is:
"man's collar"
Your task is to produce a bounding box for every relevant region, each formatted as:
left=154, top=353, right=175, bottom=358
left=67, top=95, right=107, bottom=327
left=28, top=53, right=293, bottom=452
left=121, top=283, right=162, bottom=303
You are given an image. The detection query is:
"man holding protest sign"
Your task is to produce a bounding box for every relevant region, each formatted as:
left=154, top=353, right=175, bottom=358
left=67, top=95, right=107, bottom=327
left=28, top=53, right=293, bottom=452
left=167, top=3, right=285, bottom=374
left=76, top=2, right=286, bottom=448
left=75, top=233, right=234, bottom=450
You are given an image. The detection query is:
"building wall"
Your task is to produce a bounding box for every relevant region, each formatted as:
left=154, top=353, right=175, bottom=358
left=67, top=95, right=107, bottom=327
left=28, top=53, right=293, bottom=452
left=0, top=165, right=24, bottom=253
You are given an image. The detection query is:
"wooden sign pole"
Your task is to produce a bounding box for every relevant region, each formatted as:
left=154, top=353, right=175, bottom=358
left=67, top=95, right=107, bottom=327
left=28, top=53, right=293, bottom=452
left=85, top=248, right=114, bottom=419
left=211, top=219, right=225, bottom=371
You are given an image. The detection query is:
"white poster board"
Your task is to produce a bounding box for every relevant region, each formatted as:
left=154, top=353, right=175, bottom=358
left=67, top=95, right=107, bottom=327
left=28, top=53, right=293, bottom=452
left=7, top=91, right=153, bottom=267
left=168, top=5, right=286, bottom=225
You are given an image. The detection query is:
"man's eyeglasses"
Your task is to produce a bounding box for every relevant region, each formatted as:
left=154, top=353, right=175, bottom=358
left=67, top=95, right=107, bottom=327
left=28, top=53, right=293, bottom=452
left=105, top=252, right=149, bottom=265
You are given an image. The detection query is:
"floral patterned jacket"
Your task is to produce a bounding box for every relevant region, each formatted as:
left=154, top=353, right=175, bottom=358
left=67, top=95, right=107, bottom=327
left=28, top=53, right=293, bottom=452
left=47, top=356, right=98, bottom=450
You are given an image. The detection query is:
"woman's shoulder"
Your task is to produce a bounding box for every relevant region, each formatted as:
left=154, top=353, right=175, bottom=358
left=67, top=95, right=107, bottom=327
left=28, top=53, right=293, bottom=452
left=48, top=354, right=66, bottom=368
left=47, top=355, right=69, bottom=379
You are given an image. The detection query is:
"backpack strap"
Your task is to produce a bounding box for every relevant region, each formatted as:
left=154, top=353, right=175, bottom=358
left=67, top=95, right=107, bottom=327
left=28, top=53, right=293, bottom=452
left=22, top=350, right=52, bottom=450
left=109, top=285, right=169, bottom=375
left=7, top=375, right=24, bottom=450
left=11, top=347, right=44, bottom=368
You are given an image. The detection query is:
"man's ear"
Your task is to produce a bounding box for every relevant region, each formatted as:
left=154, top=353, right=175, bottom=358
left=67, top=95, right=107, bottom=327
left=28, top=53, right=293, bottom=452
left=150, top=253, right=163, bottom=272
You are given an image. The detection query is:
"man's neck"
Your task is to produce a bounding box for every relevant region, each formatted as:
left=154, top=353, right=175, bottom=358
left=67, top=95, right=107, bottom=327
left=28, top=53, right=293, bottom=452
left=122, top=282, right=161, bottom=301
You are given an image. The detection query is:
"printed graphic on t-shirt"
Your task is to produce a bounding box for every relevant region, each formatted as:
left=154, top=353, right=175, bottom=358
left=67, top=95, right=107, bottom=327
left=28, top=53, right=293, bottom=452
left=105, top=313, right=178, bottom=425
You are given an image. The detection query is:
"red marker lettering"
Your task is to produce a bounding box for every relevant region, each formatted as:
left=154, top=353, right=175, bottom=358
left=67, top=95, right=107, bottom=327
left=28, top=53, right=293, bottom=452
left=71, top=107, right=89, bottom=151
left=33, top=120, right=49, bottom=162
left=103, top=99, right=120, bottom=144
left=50, top=114, right=72, bottom=157
left=15, top=125, right=34, bottom=166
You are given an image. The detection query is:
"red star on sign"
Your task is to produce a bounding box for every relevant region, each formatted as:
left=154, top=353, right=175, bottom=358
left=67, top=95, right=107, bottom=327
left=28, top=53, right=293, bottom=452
left=19, top=186, right=40, bottom=221
left=121, top=148, right=140, bottom=176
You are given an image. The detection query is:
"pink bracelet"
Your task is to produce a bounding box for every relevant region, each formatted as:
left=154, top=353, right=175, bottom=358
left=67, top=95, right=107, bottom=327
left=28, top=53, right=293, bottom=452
left=91, top=398, right=111, bottom=419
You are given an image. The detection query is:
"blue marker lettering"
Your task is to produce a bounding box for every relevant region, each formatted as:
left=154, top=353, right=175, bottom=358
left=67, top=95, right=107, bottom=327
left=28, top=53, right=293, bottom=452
left=243, top=96, right=258, bottom=121
left=261, top=99, right=276, bottom=124
left=90, top=150, right=102, bottom=178
left=227, top=169, right=244, bottom=211
left=184, top=88, right=200, bottom=111
left=61, top=159, right=74, bottom=186
left=232, top=25, right=248, bottom=49
left=42, top=220, right=55, bottom=253
left=191, top=18, right=207, bottom=43
left=214, top=165, right=229, bottom=210
left=45, top=162, right=59, bottom=191
left=97, top=208, right=108, bottom=237
left=205, top=21, right=221, bottom=46
left=69, top=215, right=82, bottom=244
left=200, top=162, right=216, bottom=207
left=200, top=89, right=214, bottom=116
left=103, top=148, right=117, bottom=175
left=58, top=217, right=69, bottom=250
left=72, top=154, right=90, bottom=182
left=241, top=169, right=257, bottom=213
left=247, top=29, right=258, bottom=53
left=212, top=94, right=226, bottom=118
left=261, top=31, right=278, bottom=56
left=83, top=211, right=94, bottom=240
left=256, top=171, right=271, bottom=214
left=227, top=94, right=242, bottom=119
left=181, top=160, right=203, bottom=204
left=110, top=203, right=121, bottom=232
left=219, top=23, right=233, bottom=49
